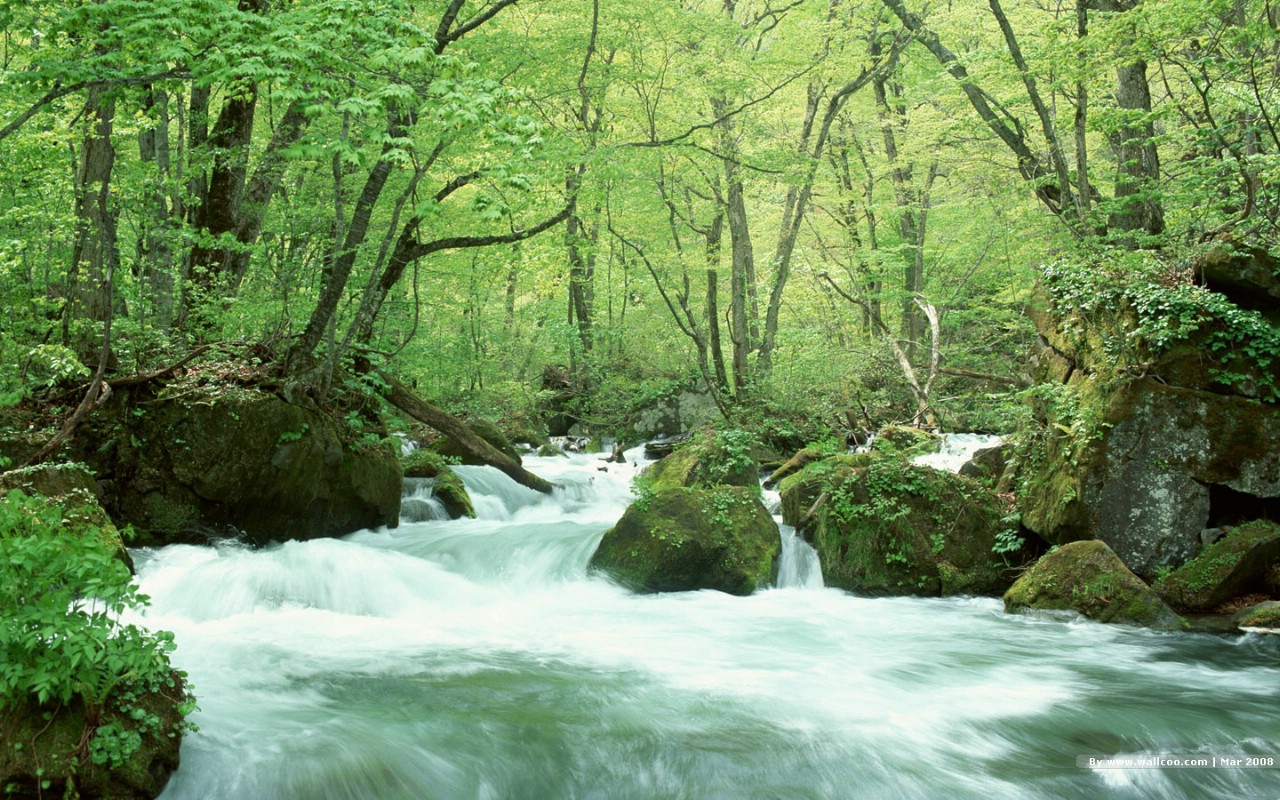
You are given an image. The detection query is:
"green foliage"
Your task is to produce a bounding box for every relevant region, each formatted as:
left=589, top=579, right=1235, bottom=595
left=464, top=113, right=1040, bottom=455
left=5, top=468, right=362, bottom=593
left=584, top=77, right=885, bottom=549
left=1042, top=251, right=1280, bottom=402
left=0, top=490, right=194, bottom=769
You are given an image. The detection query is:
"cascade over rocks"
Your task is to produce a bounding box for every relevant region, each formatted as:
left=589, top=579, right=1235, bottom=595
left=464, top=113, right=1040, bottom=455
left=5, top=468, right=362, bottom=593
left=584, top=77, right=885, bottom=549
left=778, top=448, right=1028, bottom=596
left=401, top=448, right=474, bottom=519
left=72, top=384, right=401, bottom=545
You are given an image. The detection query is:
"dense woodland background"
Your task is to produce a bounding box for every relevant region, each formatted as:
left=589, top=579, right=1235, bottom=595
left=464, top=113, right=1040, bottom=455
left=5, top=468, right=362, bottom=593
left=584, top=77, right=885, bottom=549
left=2, top=0, right=1277, bottom=443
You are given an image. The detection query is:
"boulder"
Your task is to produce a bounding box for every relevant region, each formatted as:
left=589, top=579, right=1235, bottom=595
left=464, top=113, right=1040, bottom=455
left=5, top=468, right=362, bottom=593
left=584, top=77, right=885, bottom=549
left=1019, top=377, right=1280, bottom=578
left=0, top=678, right=187, bottom=800
left=1155, top=521, right=1280, bottom=612
left=1193, top=235, right=1280, bottom=317
left=401, top=449, right=474, bottom=520
left=0, top=463, right=131, bottom=568
left=1235, top=601, right=1280, bottom=631
left=590, top=486, right=779, bottom=595
left=0, top=487, right=190, bottom=799
left=779, top=453, right=1025, bottom=596
left=641, top=429, right=759, bottom=491
left=959, top=443, right=1011, bottom=486
left=74, top=386, right=401, bottom=546
left=870, top=425, right=939, bottom=457
left=1004, top=540, right=1183, bottom=630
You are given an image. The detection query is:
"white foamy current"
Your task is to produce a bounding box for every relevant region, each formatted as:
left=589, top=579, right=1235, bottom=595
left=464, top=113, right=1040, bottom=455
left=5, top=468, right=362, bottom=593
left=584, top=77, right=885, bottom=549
left=125, top=447, right=1279, bottom=799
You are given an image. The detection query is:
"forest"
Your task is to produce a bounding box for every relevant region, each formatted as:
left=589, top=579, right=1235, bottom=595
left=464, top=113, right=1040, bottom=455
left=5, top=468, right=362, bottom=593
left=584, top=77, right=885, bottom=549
left=0, top=0, right=1272, bottom=438
left=2, top=1, right=1280, bottom=798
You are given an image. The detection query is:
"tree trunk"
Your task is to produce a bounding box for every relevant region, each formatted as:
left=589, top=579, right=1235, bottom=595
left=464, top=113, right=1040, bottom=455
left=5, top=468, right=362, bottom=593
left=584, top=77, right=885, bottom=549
left=67, top=84, right=119, bottom=362
left=1107, top=58, right=1164, bottom=238
left=136, top=87, right=176, bottom=328
left=380, top=371, right=554, bottom=494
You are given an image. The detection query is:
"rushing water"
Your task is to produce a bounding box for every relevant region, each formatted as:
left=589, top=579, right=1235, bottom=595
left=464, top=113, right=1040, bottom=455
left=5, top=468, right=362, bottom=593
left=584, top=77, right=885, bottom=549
left=129, top=448, right=1280, bottom=799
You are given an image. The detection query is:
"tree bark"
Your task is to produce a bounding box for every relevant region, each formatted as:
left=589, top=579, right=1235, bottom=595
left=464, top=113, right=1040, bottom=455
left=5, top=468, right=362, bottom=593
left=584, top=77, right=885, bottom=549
left=380, top=371, right=554, bottom=494
left=67, top=83, right=119, bottom=362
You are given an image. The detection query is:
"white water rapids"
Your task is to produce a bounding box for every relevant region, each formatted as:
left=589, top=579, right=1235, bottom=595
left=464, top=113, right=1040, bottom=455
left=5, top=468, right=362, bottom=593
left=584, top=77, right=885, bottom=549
left=127, top=448, right=1280, bottom=799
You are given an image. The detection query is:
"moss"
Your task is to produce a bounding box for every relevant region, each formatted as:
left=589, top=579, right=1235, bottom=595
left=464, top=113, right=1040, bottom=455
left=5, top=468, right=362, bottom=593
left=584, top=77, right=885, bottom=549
left=1236, top=602, right=1280, bottom=629
left=401, top=448, right=452, bottom=479
left=590, top=486, right=779, bottom=595
left=641, top=428, right=760, bottom=492
left=0, top=674, right=186, bottom=800
left=870, top=425, right=939, bottom=458
left=72, top=385, right=402, bottom=545
left=782, top=452, right=1019, bottom=597
left=1156, top=520, right=1280, bottom=612
left=0, top=463, right=131, bottom=563
left=433, top=470, right=475, bottom=520
left=1003, top=540, right=1183, bottom=630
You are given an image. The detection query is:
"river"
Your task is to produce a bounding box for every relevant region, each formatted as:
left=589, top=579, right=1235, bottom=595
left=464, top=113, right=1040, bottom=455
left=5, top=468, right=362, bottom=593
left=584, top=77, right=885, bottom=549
left=129, top=447, right=1280, bottom=799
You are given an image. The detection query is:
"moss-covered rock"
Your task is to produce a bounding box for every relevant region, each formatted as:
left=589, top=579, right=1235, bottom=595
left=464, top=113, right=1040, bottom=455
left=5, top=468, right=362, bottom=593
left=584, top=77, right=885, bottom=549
left=1236, top=601, right=1280, bottom=630
left=73, top=386, right=402, bottom=546
left=870, top=425, right=939, bottom=457
left=0, top=463, right=131, bottom=567
left=1019, top=256, right=1280, bottom=580
left=959, top=443, right=1011, bottom=486
left=400, top=448, right=474, bottom=520
left=780, top=453, right=1024, bottom=596
left=590, top=486, right=779, bottom=595
left=1155, top=521, right=1280, bottom=612
left=641, top=428, right=760, bottom=492
left=1004, top=540, right=1184, bottom=630
left=0, top=674, right=187, bottom=800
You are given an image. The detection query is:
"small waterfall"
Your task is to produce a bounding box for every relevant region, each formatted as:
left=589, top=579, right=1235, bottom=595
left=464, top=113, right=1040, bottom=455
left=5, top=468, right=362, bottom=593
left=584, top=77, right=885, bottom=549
left=761, top=486, right=824, bottom=589
left=776, top=524, right=824, bottom=589
left=451, top=465, right=548, bottom=519
left=400, top=477, right=449, bottom=522
left=912, top=433, right=1003, bottom=473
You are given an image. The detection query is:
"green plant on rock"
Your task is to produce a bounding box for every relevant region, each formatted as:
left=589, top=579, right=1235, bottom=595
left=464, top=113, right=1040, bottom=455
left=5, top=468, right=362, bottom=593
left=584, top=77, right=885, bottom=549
left=1041, top=252, right=1280, bottom=402
left=0, top=490, right=195, bottom=776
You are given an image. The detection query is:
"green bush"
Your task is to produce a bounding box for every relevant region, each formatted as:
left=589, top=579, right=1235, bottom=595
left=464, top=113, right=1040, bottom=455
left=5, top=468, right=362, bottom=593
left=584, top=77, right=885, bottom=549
left=0, top=490, right=194, bottom=769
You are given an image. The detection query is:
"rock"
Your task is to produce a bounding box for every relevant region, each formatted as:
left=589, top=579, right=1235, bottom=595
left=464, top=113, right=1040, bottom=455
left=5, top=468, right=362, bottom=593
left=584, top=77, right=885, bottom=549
left=74, top=386, right=401, bottom=546
left=536, top=443, right=568, bottom=457
left=1155, top=521, right=1280, bottom=612
left=1235, top=601, right=1280, bottom=631
left=779, top=453, right=1025, bottom=596
left=1004, top=540, right=1184, bottom=630
left=400, top=449, right=474, bottom=520
left=1020, top=378, right=1280, bottom=578
left=1193, top=235, right=1280, bottom=316
left=0, top=463, right=132, bottom=568
left=0, top=487, right=190, bottom=798
left=959, top=443, right=1010, bottom=485
left=0, top=676, right=187, bottom=800
left=630, top=390, right=719, bottom=440
left=870, top=425, right=939, bottom=457
left=641, top=429, right=759, bottom=491
left=590, top=486, right=779, bottom=595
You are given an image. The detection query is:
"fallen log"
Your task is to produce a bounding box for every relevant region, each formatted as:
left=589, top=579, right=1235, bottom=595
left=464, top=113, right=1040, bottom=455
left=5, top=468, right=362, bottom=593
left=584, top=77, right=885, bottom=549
left=379, top=371, right=555, bottom=495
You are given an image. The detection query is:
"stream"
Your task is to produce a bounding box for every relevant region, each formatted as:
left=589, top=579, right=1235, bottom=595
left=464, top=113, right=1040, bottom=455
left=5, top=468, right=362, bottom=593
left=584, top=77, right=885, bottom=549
left=129, top=447, right=1280, bottom=799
